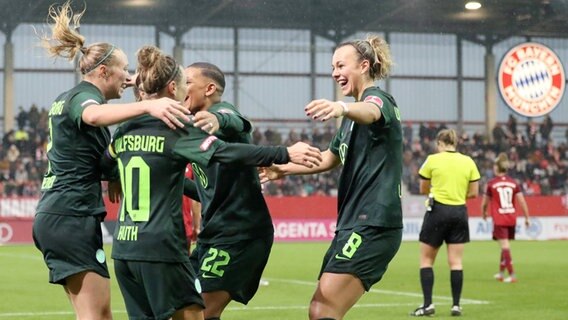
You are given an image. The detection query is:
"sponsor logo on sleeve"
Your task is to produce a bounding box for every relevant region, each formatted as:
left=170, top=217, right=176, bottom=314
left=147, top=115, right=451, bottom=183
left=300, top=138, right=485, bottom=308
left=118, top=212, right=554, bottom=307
left=364, top=95, right=384, bottom=108
left=498, top=42, right=565, bottom=117
left=218, top=109, right=234, bottom=114
left=200, top=136, right=218, bottom=151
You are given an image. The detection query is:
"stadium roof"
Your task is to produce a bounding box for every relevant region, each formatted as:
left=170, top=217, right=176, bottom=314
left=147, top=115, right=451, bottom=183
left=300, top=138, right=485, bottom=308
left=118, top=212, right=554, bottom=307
left=1, top=0, right=568, bottom=43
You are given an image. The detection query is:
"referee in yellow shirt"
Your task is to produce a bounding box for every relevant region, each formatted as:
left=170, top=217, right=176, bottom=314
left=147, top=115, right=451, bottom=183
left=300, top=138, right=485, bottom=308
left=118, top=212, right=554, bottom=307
left=411, top=129, right=480, bottom=317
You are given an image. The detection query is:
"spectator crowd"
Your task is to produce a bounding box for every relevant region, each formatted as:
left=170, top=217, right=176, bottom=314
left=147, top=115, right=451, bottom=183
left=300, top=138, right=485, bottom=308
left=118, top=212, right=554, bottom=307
left=1, top=105, right=567, bottom=198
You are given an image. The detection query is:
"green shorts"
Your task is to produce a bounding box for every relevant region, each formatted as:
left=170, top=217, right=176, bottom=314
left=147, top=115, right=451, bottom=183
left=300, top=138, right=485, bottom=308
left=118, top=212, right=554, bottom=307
left=320, top=226, right=402, bottom=291
left=32, top=213, right=109, bottom=285
left=114, top=259, right=204, bottom=320
left=190, top=235, right=273, bottom=304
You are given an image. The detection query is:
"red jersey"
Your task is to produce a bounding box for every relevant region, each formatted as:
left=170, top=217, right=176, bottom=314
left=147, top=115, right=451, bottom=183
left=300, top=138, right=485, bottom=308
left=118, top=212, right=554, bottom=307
left=182, top=164, right=195, bottom=239
left=485, top=175, right=521, bottom=226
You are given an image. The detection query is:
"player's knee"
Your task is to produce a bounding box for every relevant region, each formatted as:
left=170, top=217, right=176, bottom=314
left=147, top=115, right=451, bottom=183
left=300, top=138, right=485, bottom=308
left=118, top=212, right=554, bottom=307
left=205, top=318, right=221, bottom=320
left=309, top=299, right=337, bottom=320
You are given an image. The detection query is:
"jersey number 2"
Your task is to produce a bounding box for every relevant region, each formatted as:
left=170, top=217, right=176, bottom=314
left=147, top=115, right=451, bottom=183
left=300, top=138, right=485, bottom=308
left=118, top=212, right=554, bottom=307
left=117, top=156, right=151, bottom=222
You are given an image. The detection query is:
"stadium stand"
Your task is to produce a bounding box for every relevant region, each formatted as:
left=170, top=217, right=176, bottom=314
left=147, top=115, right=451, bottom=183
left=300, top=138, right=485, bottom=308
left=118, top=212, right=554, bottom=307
left=1, top=106, right=566, bottom=198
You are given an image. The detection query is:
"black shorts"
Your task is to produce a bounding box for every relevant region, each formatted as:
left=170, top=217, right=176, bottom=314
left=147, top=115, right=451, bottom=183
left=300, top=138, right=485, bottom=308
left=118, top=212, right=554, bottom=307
left=189, top=235, right=273, bottom=304
left=114, top=259, right=204, bottom=320
left=32, top=213, right=110, bottom=285
left=320, top=226, right=402, bottom=291
left=419, top=202, right=469, bottom=247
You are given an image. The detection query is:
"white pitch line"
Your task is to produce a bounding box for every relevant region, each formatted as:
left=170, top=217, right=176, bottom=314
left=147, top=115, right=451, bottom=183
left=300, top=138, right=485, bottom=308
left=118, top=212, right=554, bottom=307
left=226, top=302, right=429, bottom=312
left=0, top=311, right=126, bottom=318
left=0, top=277, right=490, bottom=318
left=0, top=303, right=439, bottom=318
left=265, top=278, right=490, bottom=305
left=0, top=252, right=42, bottom=261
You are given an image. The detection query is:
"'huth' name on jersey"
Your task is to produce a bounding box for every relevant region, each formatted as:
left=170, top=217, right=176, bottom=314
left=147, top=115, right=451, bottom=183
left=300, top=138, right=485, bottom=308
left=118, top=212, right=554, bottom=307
left=116, top=226, right=138, bottom=241
left=114, top=135, right=165, bottom=154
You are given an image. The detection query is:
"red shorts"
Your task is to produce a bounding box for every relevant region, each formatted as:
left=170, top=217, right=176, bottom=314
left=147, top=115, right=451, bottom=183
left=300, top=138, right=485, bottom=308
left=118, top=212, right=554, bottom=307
left=493, top=225, right=516, bottom=240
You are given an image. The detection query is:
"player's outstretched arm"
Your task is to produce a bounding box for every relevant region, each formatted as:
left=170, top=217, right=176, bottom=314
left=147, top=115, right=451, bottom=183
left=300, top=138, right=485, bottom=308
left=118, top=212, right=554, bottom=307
left=259, top=149, right=340, bottom=183
left=285, top=142, right=323, bottom=168
left=211, top=141, right=321, bottom=168
left=305, top=99, right=381, bottom=124
left=82, top=97, right=191, bottom=129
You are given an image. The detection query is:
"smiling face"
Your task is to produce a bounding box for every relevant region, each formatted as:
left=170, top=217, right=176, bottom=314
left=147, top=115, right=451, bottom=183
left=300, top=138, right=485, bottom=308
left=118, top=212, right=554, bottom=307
left=184, top=66, right=216, bottom=113
left=102, top=49, right=130, bottom=100
left=331, top=45, right=370, bottom=99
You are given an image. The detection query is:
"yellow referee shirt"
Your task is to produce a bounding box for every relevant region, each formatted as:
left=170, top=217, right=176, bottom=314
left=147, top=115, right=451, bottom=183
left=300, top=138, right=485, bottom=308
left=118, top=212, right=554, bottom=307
left=418, top=151, right=480, bottom=205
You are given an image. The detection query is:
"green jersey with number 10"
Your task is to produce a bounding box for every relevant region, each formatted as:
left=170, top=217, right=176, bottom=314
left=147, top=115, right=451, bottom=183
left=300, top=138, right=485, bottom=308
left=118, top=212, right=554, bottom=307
left=110, top=114, right=290, bottom=263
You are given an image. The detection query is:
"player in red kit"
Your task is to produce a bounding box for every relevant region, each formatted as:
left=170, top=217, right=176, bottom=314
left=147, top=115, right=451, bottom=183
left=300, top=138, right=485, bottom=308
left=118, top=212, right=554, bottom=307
left=481, top=152, right=530, bottom=283
left=183, top=164, right=201, bottom=254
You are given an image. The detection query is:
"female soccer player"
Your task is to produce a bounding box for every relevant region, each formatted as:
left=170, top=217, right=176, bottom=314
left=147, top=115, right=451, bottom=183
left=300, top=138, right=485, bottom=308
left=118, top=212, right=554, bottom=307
left=260, top=34, right=403, bottom=320
left=481, top=152, right=530, bottom=283
left=32, top=2, right=190, bottom=319
left=109, top=45, right=321, bottom=320
left=183, top=62, right=284, bottom=320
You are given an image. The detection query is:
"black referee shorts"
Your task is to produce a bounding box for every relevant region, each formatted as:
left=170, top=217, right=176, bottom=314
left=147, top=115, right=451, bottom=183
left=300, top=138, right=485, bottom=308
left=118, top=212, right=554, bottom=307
left=419, top=201, right=469, bottom=247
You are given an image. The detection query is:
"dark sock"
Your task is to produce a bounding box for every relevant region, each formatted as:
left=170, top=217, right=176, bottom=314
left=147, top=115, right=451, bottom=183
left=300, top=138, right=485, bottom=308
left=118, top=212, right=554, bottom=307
left=450, top=270, right=463, bottom=306
left=503, top=249, right=514, bottom=275
left=420, top=267, right=434, bottom=306
left=317, top=318, right=336, bottom=320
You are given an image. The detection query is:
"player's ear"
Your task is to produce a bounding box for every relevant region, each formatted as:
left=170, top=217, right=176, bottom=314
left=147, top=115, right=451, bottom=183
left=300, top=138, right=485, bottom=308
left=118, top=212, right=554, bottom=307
left=167, top=80, right=177, bottom=96
left=360, top=59, right=370, bottom=75
left=98, top=65, right=109, bottom=79
left=205, top=82, right=217, bottom=97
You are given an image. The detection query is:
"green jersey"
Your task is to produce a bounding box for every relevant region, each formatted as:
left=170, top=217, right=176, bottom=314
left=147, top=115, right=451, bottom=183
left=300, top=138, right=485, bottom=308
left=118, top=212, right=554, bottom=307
left=329, top=87, right=403, bottom=229
left=193, top=102, right=273, bottom=244
left=110, top=115, right=289, bottom=262
left=36, top=81, right=110, bottom=217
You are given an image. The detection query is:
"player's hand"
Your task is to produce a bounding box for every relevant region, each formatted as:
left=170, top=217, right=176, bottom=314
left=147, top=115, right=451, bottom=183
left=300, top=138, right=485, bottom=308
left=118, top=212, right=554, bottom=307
left=193, top=111, right=220, bottom=135
left=258, top=166, right=285, bottom=183
left=525, top=218, right=531, bottom=228
left=145, top=97, right=191, bottom=130
left=108, top=180, right=122, bottom=203
left=286, top=142, right=322, bottom=168
left=305, top=99, right=344, bottom=122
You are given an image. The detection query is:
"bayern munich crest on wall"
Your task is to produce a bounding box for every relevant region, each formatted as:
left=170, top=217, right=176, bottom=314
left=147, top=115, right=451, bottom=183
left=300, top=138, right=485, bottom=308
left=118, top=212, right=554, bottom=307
left=497, top=42, right=565, bottom=117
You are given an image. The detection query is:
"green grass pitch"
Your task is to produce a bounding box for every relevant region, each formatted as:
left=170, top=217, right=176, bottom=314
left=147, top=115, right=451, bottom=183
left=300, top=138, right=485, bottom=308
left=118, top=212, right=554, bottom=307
left=1, top=241, right=566, bottom=319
